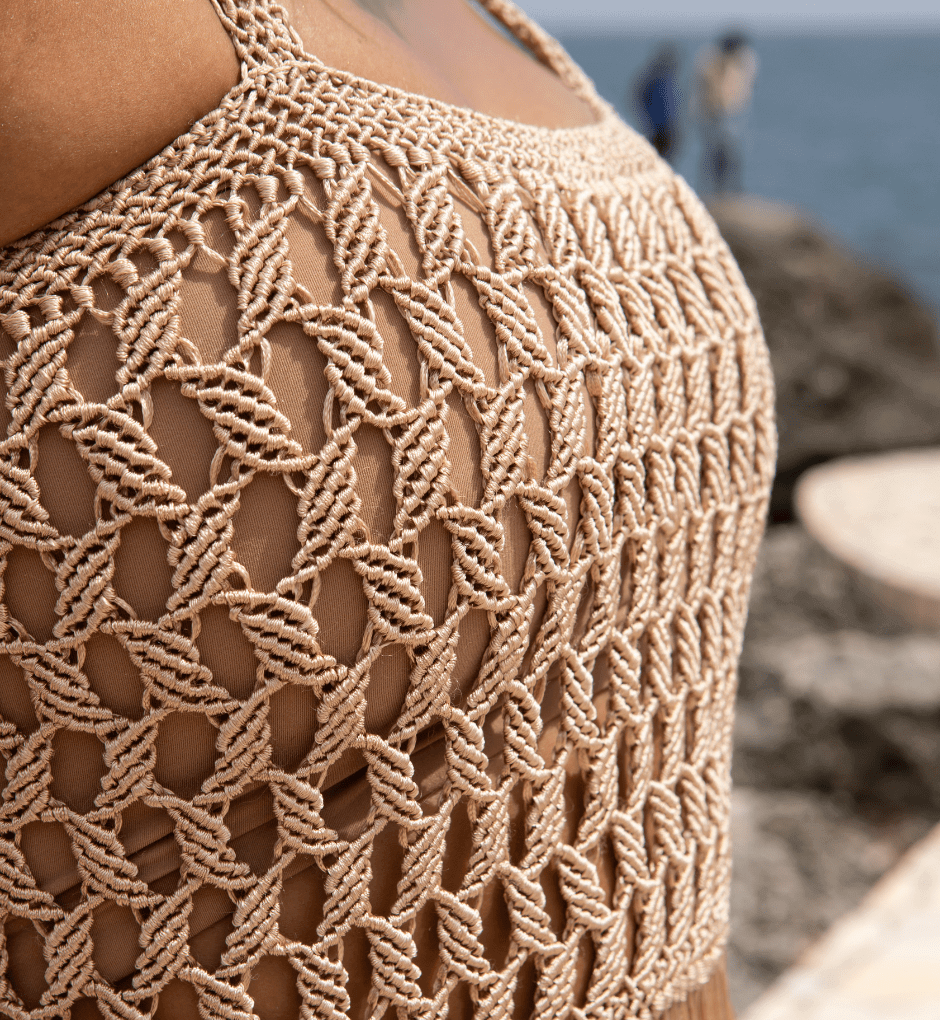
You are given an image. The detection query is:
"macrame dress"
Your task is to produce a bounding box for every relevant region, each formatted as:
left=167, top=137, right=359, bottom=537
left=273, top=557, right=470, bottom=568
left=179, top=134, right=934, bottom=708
left=0, top=2, right=775, bottom=1018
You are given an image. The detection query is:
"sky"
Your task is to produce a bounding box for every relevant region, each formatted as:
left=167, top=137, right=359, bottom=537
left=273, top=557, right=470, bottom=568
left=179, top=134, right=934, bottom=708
left=519, top=0, right=940, bottom=32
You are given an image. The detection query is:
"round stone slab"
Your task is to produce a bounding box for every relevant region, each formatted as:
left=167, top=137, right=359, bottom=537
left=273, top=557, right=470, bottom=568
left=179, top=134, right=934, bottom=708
left=796, top=449, right=940, bottom=630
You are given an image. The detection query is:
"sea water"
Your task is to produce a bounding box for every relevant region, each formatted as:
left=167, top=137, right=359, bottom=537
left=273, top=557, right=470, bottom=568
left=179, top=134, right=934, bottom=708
left=561, top=33, right=940, bottom=315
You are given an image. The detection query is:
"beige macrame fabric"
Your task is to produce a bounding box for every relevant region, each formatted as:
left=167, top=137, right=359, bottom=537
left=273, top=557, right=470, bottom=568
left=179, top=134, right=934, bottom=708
left=0, top=2, right=775, bottom=1018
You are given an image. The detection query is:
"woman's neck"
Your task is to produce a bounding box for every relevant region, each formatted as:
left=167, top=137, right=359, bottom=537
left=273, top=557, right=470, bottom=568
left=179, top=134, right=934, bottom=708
left=280, top=0, right=597, bottom=128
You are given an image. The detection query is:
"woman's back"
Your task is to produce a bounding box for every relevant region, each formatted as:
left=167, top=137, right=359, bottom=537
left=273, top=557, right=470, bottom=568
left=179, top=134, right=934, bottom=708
left=0, top=3, right=774, bottom=1018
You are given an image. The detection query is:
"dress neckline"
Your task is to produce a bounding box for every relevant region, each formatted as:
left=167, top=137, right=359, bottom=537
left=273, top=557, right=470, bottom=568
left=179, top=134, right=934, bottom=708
left=269, top=3, right=611, bottom=136
left=1, top=0, right=644, bottom=260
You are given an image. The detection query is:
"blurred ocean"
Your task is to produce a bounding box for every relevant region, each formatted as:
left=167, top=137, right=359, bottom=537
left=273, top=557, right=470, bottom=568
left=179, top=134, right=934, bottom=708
left=560, top=33, right=940, bottom=313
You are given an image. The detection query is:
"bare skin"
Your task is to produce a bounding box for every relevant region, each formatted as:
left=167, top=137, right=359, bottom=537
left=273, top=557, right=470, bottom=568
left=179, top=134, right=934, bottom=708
left=0, top=0, right=596, bottom=248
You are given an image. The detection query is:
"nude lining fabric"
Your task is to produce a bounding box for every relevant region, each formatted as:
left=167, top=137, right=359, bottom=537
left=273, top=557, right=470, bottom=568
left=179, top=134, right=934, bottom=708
left=0, top=1, right=775, bottom=1017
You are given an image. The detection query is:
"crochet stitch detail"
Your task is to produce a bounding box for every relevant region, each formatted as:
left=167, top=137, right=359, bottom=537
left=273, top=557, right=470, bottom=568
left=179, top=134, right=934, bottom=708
left=0, top=2, right=775, bottom=1018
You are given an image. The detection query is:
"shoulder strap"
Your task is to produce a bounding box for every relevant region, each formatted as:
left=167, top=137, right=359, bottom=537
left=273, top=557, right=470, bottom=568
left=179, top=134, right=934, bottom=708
left=473, top=0, right=602, bottom=106
left=209, top=0, right=603, bottom=112
left=208, top=0, right=305, bottom=70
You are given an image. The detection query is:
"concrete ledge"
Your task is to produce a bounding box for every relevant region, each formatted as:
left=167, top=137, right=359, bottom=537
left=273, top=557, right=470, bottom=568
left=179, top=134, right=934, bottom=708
left=741, top=822, right=940, bottom=1020
left=796, top=450, right=940, bottom=630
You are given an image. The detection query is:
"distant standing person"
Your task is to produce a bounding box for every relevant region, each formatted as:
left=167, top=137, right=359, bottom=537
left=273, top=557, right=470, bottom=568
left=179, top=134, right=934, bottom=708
left=633, top=44, right=681, bottom=162
left=695, top=31, right=758, bottom=193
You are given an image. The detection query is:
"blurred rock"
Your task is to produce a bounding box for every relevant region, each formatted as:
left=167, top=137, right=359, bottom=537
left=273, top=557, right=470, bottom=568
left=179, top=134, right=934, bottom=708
left=796, top=451, right=940, bottom=629
left=730, top=524, right=940, bottom=1012
left=737, top=526, right=940, bottom=807
left=752, top=631, right=940, bottom=714
left=743, top=519, right=910, bottom=644
left=710, top=196, right=940, bottom=520
left=726, top=788, right=927, bottom=1014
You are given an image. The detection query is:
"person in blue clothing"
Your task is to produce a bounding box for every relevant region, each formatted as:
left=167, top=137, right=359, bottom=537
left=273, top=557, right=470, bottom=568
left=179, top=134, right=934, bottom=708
left=633, top=43, right=682, bottom=162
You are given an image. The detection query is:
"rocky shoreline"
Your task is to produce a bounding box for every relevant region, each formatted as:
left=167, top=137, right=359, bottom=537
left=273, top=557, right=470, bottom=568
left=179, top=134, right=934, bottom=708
left=711, top=196, right=940, bottom=522
left=708, top=198, right=940, bottom=1012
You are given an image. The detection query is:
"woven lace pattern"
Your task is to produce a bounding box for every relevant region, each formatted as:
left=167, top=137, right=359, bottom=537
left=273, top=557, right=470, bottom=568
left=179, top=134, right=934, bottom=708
left=0, top=2, right=775, bottom=1017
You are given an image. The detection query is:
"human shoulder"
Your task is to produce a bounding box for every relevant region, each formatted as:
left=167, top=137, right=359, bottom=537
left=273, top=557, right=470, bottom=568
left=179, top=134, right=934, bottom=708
left=740, top=45, right=759, bottom=79
left=0, top=0, right=239, bottom=247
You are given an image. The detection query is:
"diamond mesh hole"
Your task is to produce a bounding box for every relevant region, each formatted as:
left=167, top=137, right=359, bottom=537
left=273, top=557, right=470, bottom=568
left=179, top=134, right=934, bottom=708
left=341, top=923, right=372, bottom=1020
left=268, top=684, right=317, bottom=771
left=416, top=517, right=453, bottom=628
left=91, top=901, right=142, bottom=983
left=539, top=863, right=566, bottom=933
left=278, top=864, right=327, bottom=945
left=0, top=655, right=39, bottom=732
left=598, top=835, right=618, bottom=909
left=448, top=980, right=474, bottom=1020
left=118, top=802, right=179, bottom=864
left=370, top=287, right=422, bottom=408
left=4, top=546, right=60, bottom=642
left=449, top=274, right=500, bottom=389
left=153, top=977, right=200, bottom=1019
left=19, top=819, right=82, bottom=900
left=229, top=812, right=280, bottom=876
left=154, top=713, right=218, bottom=799
left=34, top=423, right=99, bottom=537
left=478, top=879, right=511, bottom=970
left=315, top=557, right=370, bottom=667
left=231, top=472, right=302, bottom=593
left=513, top=955, right=538, bottom=1020
left=194, top=603, right=258, bottom=701
left=83, top=632, right=146, bottom=720
left=248, top=953, right=302, bottom=1020
left=572, top=933, right=596, bottom=1009
left=451, top=194, right=496, bottom=268
left=264, top=319, right=331, bottom=456
left=111, top=517, right=175, bottom=621
left=187, top=885, right=236, bottom=972
left=371, top=171, right=424, bottom=277
left=89, top=271, right=124, bottom=313
left=413, top=899, right=440, bottom=995
left=499, top=495, right=531, bottom=594
left=284, top=215, right=344, bottom=307
left=4, top=919, right=49, bottom=1009
left=127, top=247, right=160, bottom=278
left=522, top=379, right=552, bottom=481
left=441, top=798, right=473, bottom=894
left=69, top=998, right=107, bottom=1020
left=561, top=759, right=588, bottom=847
left=562, top=478, right=582, bottom=554
left=367, top=823, right=406, bottom=917
left=148, top=377, right=218, bottom=500
left=50, top=729, right=108, bottom=814
left=451, top=608, right=492, bottom=702
left=353, top=422, right=397, bottom=544
left=67, top=315, right=124, bottom=406
left=227, top=789, right=279, bottom=876
left=364, top=644, right=411, bottom=739
left=178, top=278, right=240, bottom=371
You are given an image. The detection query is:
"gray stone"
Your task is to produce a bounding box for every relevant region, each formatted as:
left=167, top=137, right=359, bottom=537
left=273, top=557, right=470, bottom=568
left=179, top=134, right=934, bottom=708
left=751, top=631, right=940, bottom=714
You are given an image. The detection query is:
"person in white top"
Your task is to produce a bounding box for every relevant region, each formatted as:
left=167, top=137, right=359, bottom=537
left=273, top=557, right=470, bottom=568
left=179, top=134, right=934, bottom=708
left=695, top=31, right=759, bottom=194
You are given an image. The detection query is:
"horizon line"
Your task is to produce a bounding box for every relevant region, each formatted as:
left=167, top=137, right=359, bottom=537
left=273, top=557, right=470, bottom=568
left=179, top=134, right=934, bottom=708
left=540, top=15, right=940, bottom=35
